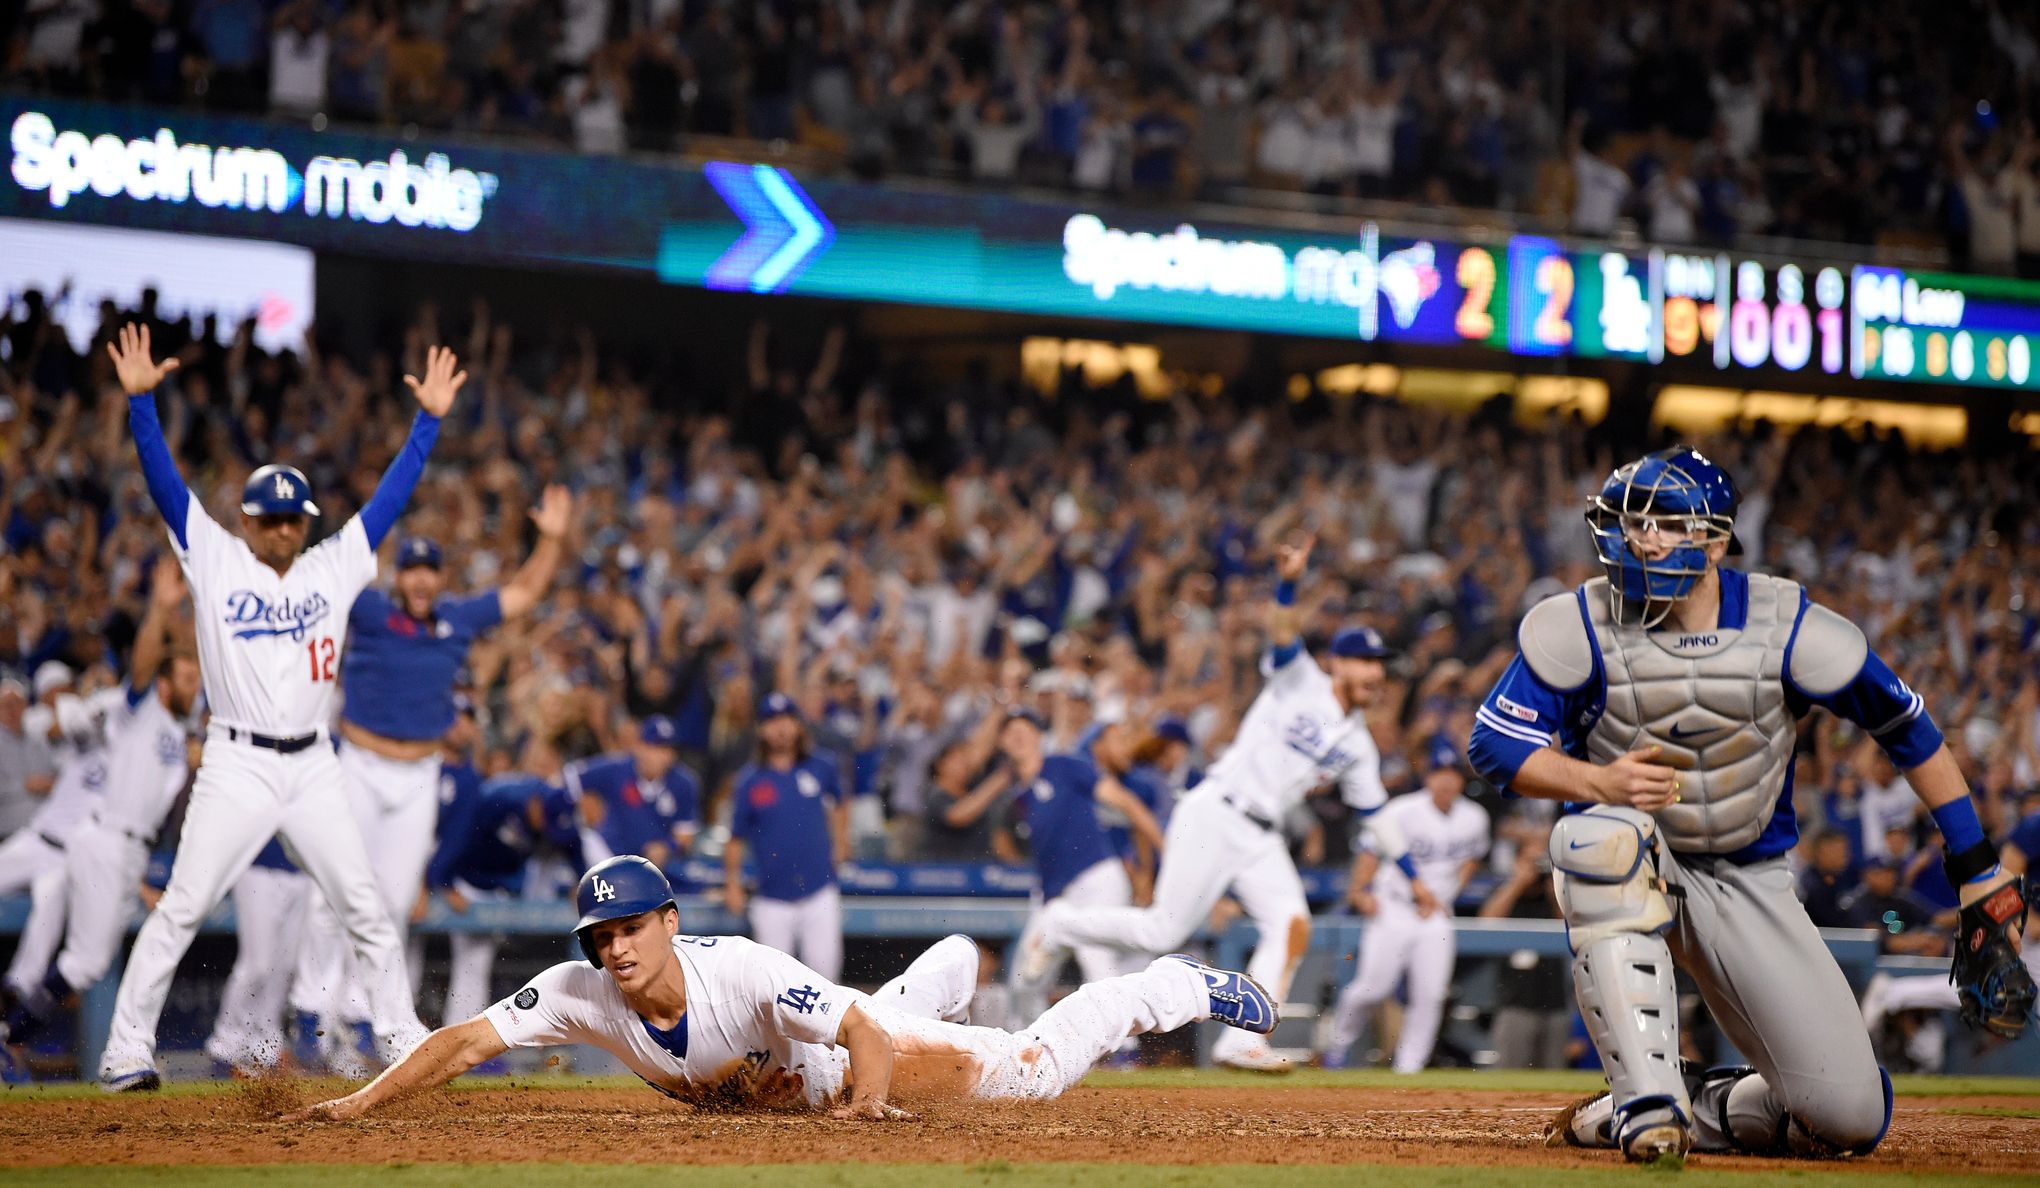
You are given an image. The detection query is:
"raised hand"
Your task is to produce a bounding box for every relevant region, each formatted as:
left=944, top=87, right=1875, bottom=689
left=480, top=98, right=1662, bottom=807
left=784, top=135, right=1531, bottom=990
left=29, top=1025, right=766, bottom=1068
left=403, top=345, right=468, bottom=417
left=1275, top=533, right=1315, bottom=582
left=106, top=324, right=181, bottom=396
left=148, top=556, right=187, bottom=610
left=530, top=484, right=573, bottom=539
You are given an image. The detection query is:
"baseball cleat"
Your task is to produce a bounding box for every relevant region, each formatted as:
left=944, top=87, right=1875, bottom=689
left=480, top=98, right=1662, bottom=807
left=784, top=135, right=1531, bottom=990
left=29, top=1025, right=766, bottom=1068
left=1213, top=1042, right=1302, bottom=1073
left=1012, top=923, right=1060, bottom=986
left=290, top=1011, right=326, bottom=1074
left=1163, top=954, right=1278, bottom=1034
left=1546, top=1092, right=1615, bottom=1148
left=101, top=1066, right=162, bottom=1094
left=0, top=1042, right=28, bottom=1086
left=1616, top=1098, right=1692, bottom=1166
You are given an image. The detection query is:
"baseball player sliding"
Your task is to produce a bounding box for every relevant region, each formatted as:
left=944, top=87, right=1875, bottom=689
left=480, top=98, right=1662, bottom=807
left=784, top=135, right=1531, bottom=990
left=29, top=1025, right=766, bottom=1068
left=294, top=482, right=569, bottom=1076
left=1021, top=538, right=1399, bottom=1071
left=290, top=855, right=1279, bottom=1122
left=1469, top=446, right=2034, bottom=1164
left=94, top=324, right=459, bottom=1091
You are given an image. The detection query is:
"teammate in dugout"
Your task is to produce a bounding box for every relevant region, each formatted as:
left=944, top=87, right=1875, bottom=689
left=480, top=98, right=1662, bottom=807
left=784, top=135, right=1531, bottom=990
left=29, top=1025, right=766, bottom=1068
left=1467, top=446, right=2034, bottom=1164
left=290, top=855, right=1280, bottom=1122
left=94, top=323, right=458, bottom=1090
left=294, top=482, right=570, bottom=1076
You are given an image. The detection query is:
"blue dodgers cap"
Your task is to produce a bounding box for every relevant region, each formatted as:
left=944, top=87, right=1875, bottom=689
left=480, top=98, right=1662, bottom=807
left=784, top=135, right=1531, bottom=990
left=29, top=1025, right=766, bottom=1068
left=397, top=536, right=443, bottom=570
left=1153, top=717, right=1192, bottom=746
left=638, top=714, right=680, bottom=748
left=573, top=855, right=678, bottom=966
left=240, top=463, right=320, bottom=517
left=758, top=692, right=800, bottom=722
left=1329, top=626, right=1396, bottom=659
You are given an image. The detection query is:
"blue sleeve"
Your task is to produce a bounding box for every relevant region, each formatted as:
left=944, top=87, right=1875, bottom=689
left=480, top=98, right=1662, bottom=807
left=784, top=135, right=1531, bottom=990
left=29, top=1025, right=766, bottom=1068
left=1266, top=641, right=1303, bottom=669
left=357, top=412, right=441, bottom=548
left=128, top=394, right=191, bottom=548
left=351, top=588, right=387, bottom=630
left=449, top=589, right=505, bottom=634
left=1470, top=655, right=1578, bottom=791
left=2005, top=812, right=2040, bottom=858
left=1787, top=643, right=1943, bottom=770
left=424, top=787, right=482, bottom=889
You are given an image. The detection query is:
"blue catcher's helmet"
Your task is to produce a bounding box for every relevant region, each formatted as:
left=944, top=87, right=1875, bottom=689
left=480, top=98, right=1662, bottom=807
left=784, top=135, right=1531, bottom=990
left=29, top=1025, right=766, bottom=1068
left=240, top=463, right=321, bottom=517
left=573, top=855, right=677, bottom=966
left=1585, top=447, right=1739, bottom=627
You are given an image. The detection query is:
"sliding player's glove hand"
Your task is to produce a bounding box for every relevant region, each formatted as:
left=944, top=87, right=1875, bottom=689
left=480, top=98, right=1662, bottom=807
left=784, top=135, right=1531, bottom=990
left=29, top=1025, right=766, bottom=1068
left=1948, top=869, right=2035, bottom=1039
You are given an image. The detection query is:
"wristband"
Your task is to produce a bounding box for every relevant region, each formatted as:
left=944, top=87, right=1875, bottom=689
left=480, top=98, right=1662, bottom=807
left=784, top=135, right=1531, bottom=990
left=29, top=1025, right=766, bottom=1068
left=1929, top=797, right=1987, bottom=854
left=1274, top=579, right=1297, bottom=606
left=1944, top=839, right=2000, bottom=886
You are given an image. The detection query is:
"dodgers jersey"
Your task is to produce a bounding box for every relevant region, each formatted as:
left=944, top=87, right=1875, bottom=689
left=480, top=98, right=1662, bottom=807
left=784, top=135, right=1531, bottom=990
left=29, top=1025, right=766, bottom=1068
left=428, top=769, right=581, bottom=894
left=484, top=934, right=855, bottom=1108
left=1008, top=754, right=1118, bottom=901
left=729, top=753, right=842, bottom=902
left=1364, top=792, right=1491, bottom=908
left=95, top=688, right=190, bottom=840
left=1202, top=646, right=1386, bottom=820
left=25, top=687, right=127, bottom=841
left=341, top=588, right=503, bottom=741
left=564, top=753, right=701, bottom=864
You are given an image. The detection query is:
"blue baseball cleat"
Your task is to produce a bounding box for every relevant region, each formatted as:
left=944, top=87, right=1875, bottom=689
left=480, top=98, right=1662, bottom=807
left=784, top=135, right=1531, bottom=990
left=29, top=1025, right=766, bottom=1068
left=101, top=1066, right=161, bottom=1094
left=0, top=1043, right=29, bottom=1086
left=1164, top=954, right=1278, bottom=1035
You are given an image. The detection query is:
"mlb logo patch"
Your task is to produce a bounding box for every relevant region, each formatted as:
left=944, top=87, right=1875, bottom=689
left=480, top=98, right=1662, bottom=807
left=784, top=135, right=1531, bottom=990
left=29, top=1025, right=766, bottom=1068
left=1496, top=695, right=1540, bottom=724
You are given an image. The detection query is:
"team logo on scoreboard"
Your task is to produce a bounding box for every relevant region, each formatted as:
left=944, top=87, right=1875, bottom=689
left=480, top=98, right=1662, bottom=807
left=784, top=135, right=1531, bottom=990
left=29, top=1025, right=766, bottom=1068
left=1379, top=242, right=1442, bottom=329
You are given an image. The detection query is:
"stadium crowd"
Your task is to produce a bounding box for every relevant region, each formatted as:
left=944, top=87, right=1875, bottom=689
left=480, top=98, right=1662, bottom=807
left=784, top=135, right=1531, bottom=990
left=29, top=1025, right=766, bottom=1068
left=3, top=289, right=2037, bottom=979
left=9, top=1, right=2040, bottom=262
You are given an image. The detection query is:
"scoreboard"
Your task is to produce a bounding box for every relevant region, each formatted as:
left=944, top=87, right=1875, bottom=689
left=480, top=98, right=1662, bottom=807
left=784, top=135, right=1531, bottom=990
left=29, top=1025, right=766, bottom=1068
left=1851, top=267, right=2038, bottom=389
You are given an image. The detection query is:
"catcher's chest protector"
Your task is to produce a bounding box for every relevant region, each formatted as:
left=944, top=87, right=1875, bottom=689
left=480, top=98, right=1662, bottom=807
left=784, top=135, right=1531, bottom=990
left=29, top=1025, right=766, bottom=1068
left=1583, top=574, right=1800, bottom=853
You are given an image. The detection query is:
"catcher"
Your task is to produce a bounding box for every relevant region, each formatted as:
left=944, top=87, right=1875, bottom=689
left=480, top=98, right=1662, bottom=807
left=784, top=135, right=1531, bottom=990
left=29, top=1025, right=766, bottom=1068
left=1469, top=447, right=2032, bottom=1164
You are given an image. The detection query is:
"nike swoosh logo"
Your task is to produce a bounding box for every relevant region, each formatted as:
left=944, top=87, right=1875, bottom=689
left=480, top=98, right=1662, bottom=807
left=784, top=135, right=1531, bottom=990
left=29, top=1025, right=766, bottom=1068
left=1567, top=839, right=1595, bottom=851
left=1667, top=723, right=1720, bottom=741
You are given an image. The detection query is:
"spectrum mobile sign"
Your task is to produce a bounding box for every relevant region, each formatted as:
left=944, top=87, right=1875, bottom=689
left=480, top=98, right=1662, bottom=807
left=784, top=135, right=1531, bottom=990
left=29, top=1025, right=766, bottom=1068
left=10, top=110, right=497, bottom=230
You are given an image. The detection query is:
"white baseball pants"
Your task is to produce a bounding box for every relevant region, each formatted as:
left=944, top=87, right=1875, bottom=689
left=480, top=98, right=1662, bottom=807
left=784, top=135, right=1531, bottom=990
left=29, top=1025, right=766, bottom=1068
left=2, top=842, right=71, bottom=996
left=1009, top=857, right=1140, bottom=1024
left=749, top=884, right=843, bottom=982
left=1324, top=904, right=1456, bottom=1072
left=291, top=742, right=439, bottom=1025
left=99, top=732, right=426, bottom=1077
left=204, top=863, right=310, bottom=1070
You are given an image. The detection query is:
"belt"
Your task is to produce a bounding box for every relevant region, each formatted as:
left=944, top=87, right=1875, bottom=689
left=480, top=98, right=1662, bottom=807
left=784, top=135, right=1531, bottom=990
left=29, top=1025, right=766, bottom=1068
left=38, top=832, right=65, bottom=852
left=223, top=726, right=320, bottom=754
left=1220, top=794, right=1278, bottom=833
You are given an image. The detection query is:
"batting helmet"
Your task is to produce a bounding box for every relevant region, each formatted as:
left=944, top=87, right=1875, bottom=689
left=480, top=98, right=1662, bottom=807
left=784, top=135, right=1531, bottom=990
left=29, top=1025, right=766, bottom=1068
left=1585, top=446, right=1738, bottom=627
left=573, top=855, right=677, bottom=966
left=240, top=464, right=321, bottom=517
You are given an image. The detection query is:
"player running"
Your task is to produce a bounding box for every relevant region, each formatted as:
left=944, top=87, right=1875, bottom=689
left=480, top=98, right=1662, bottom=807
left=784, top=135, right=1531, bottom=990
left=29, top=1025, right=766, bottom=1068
left=290, top=855, right=1278, bottom=1122
left=1021, top=537, right=1399, bottom=1071
left=0, top=559, right=198, bottom=1080
left=1320, top=745, right=1489, bottom=1072
left=94, top=323, right=458, bottom=1091
left=1469, top=446, right=2033, bottom=1164
left=293, top=484, right=569, bottom=1076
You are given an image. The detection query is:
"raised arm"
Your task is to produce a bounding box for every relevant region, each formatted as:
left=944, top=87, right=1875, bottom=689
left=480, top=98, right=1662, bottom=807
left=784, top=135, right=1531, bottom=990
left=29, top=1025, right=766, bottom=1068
left=108, top=324, right=191, bottom=546
left=1267, top=534, right=1312, bottom=658
left=358, top=345, right=464, bottom=549
left=287, top=1017, right=508, bottom=1122
left=497, top=485, right=572, bottom=620
left=128, top=557, right=185, bottom=701
left=1096, top=776, right=1165, bottom=854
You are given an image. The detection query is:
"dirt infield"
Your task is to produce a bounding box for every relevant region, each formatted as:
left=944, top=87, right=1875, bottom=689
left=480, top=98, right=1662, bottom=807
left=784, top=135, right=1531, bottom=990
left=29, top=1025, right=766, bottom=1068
left=3, top=1080, right=2036, bottom=1176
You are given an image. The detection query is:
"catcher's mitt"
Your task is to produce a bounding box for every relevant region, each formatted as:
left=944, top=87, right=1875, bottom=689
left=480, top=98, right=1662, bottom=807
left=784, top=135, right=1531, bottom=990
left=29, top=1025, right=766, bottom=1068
left=1946, top=861, right=2035, bottom=1040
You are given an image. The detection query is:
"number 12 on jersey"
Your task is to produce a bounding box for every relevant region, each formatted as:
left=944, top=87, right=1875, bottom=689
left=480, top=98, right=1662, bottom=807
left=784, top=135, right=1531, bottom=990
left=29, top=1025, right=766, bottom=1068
left=307, top=637, right=337, bottom=681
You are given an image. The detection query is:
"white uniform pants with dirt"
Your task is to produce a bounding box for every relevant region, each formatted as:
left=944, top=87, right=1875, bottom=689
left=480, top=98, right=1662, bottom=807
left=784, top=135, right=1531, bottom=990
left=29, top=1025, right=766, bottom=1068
left=1010, top=858, right=1141, bottom=1024
left=748, top=885, right=843, bottom=983
left=1042, top=789, right=1308, bottom=1060
left=442, top=881, right=510, bottom=1027
left=872, top=956, right=1210, bottom=1101
left=870, top=934, right=980, bottom=1023
left=2, top=847, right=71, bottom=997
left=1324, top=907, right=1455, bottom=1072
left=49, top=824, right=149, bottom=993
left=205, top=864, right=310, bottom=1070
left=99, top=735, right=427, bottom=1078
left=291, top=742, right=439, bottom=1026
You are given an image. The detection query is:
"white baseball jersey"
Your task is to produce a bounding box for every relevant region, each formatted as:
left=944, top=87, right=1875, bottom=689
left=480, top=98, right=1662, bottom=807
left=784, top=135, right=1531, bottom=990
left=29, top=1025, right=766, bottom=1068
left=1201, top=649, right=1386, bottom=819
left=94, top=689, right=191, bottom=839
left=24, top=687, right=127, bottom=840
left=173, top=506, right=375, bottom=736
left=485, top=934, right=854, bottom=1108
left=1366, top=792, right=1490, bottom=908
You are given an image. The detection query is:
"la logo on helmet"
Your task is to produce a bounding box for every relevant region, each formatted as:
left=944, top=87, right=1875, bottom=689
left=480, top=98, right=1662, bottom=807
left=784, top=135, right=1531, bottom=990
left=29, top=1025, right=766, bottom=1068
left=593, top=876, right=616, bottom=902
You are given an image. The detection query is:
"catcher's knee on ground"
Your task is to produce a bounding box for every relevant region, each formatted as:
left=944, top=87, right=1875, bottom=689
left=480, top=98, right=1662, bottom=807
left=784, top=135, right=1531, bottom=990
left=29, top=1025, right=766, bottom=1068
left=1551, top=808, right=1687, bottom=1138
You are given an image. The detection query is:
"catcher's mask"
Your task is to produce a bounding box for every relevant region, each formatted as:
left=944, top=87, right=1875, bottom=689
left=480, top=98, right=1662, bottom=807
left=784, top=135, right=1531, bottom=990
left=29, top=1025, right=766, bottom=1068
left=1586, top=447, right=1740, bottom=629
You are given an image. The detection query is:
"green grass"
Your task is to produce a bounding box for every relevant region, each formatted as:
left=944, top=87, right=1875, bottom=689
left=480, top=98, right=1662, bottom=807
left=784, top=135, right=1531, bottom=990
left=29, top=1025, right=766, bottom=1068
left=1, top=1167, right=2035, bottom=1188
left=1939, top=1105, right=2040, bottom=1119
left=5, top=1067, right=2034, bottom=1104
